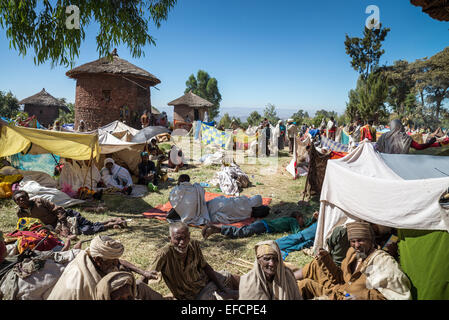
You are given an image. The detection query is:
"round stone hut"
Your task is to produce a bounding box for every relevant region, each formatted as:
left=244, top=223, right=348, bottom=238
left=167, top=91, right=213, bottom=130
left=18, top=88, right=69, bottom=127
left=66, top=49, right=160, bottom=130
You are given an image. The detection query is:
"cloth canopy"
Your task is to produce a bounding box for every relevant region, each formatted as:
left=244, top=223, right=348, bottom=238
left=313, top=141, right=449, bottom=299
left=0, top=123, right=100, bottom=161
left=314, top=141, right=449, bottom=252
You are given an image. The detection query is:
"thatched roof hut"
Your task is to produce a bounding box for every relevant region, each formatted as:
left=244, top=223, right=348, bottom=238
left=168, top=91, right=214, bottom=129
left=18, top=88, right=69, bottom=127
left=411, top=0, right=449, bottom=21
left=66, top=49, right=161, bottom=130
left=66, top=49, right=161, bottom=86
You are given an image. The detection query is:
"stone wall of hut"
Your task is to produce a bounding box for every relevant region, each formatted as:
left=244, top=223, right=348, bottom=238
left=74, top=74, right=151, bottom=130
left=173, top=105, right=206, bottom=122
left=24, top=104, right=60, bottom=127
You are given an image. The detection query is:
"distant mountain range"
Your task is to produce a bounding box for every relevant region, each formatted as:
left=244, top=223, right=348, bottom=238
left=156, top=106, right=312, bottom=123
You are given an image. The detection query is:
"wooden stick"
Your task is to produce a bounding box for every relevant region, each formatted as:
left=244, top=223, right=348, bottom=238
left=236, top=258, right=253, bottom=267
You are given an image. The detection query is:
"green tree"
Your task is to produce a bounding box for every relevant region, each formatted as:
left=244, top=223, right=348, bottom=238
left=357, top=72, right=389, bottom=123
left=263, top=103, right=279, bottom=125
left=185, top=70, right=222, bottom=121
left=423, top=48, right=449, bottom=121
left=218, top=113, right=231, bottom=129
left=0, top=0, right=177, bottom=67
left=291, top=109, right=309, bottom=125
left=344, top=23, right=390, bottom=79
left=246, top=111, right=262, bottom=127
left=345, top=88, right=361, bottom=122
left=384, top=60, right=415, bottom=119
left=0, top=90, right=20, bottom=118
left=57, top=102, right=75, bottom=124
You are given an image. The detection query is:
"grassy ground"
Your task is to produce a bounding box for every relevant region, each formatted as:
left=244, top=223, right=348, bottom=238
left=0, top=143, right=320, bottom=297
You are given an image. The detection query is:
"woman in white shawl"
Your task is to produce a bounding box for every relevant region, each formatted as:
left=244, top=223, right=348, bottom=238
left=239, top=240, right=302, bottom=300
left=59, top=158, right=84, bottom=193
left=100, top=158, right=133, bottom=194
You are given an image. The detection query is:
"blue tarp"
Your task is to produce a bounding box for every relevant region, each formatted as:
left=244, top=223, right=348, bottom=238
left=380, top=153, right=449, bottom=180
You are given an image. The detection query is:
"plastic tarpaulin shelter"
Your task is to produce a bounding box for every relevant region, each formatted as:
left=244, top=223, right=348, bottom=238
left=98, top=129, right=145, bottom=154
left=0, top=121, right=100, bottom=161
left=313, top=141, right=449, bottom=299
left=131, top=126, right=170, bottom=143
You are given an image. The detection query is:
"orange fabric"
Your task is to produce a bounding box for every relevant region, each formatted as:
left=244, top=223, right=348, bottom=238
left=330, top=151, right=347, bottom=160
left=142, top=192, right=272, bottom=228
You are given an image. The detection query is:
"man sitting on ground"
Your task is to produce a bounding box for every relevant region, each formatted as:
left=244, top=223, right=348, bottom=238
left=203, top=211, right=316, bottom=240
left=95, top=271, right=137, bottom=300
left=48, top=235, right=163, bottom=300
left=239, top=240, right=302, bottom=300
left=100, top=158, right=133, bottom=195
left=295, top=222, right=411, bottom=300
left=138, top=152, right=158, bottom=186
left=150, top=222, right=239, bottom=300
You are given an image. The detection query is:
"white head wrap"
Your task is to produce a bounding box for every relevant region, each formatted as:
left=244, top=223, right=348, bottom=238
left=89, top=235, right=124, bottom=260
left=104, top=158, right=115, bottom=166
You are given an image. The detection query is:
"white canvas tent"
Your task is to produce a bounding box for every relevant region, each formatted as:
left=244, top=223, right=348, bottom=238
left=314, top=141, right=449, bottom=252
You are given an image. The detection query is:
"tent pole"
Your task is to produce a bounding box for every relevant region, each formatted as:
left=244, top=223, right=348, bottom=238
left=90, top=156, right=93, bottom=191
left=82, top=148, right=94, bottom=189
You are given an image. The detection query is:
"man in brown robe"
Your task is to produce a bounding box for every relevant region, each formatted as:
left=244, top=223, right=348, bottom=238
left=295, top=221, right=411, bottom=300
left=150, top=222, right=239, bottom=300
left=13, top=190, right=64, bottom=228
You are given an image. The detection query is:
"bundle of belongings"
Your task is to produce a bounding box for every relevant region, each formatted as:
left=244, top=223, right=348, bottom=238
left=209, top=163, right=250, bottom=196
left=0, top=244, right=80, bottom=300
left=6, top=218, right=64, bottom=254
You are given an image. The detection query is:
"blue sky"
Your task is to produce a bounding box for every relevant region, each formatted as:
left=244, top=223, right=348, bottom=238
left=0, top=0, right=447, bottom=118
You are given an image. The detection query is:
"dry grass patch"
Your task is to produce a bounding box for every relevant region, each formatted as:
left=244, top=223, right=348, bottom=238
left=0, top=146, right=319, bottom=297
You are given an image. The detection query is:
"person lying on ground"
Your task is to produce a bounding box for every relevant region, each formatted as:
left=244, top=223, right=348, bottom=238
left=202, top=211, right=317, bottom=240
left=295, top=222, right=411, bottom=300
left=55, top=209, right=127, bottom=238
left=47, top=235, right=163, bottom=300
left=13, top=190, right=64, bottom=228
left=168, top=174, right=210, bottom=225
left=275, top=213, right=319, bottom=259
left=239, top=240, right=302, bottom=300
left=138, top=152, right=158, bottom=186
left=149, top=222, right=240, bottom=300
left=170, top=174, right=270, bottom=226
left=100, top=158, right=133, bottom=195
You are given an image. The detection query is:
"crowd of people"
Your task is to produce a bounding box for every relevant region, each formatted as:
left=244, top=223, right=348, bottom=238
left=1, top=113, right=446, bottom=301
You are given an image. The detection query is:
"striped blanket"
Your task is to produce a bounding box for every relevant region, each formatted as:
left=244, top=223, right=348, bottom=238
left=320, top=136, right=349, bottom=153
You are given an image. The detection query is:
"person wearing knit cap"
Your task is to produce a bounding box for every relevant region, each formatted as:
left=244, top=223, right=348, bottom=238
left=295, top=221, right=411, bottom=300
left=48, top=236, right=162, bottom=300
left=239, top=240, right=302, bottom=300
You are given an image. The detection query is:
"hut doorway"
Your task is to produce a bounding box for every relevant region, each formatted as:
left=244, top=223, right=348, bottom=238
left=194, top=109, right=199, bottom=121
